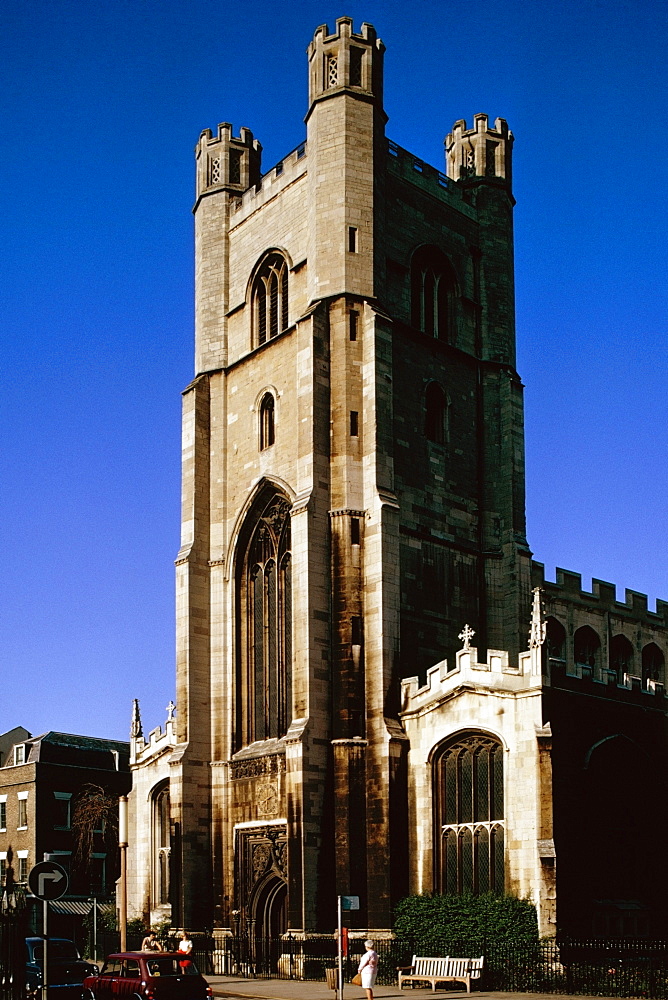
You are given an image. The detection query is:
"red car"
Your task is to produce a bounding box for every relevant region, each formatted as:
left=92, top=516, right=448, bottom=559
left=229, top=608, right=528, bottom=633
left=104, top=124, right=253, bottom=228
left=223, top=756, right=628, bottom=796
left=82, top=953, right=212, bottom=1000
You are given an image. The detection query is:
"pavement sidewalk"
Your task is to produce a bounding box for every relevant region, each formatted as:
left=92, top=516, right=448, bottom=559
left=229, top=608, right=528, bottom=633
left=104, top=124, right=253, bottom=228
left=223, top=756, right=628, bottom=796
left=206, top=976, right=620, bottom=1000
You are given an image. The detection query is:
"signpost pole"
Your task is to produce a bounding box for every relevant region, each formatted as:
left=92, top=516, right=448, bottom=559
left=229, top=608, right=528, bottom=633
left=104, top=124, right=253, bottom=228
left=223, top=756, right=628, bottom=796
left=118, top=796, right=128, bottom=952
left=337, top=896, right=343, bottom=1000
left=42, top=897, right=48, bottom=1000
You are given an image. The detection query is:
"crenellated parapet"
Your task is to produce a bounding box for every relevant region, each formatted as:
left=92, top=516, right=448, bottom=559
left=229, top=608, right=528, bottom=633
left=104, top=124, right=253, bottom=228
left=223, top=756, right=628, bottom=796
left=130, top=712, right=177, bottom=767
left=401, top=643, right=541, bottom=715
left=445, top=114, right=513, bottom=188
left=307, top=16, right=385, bottom=116
left=532, top=561, right=668, bottom=625
left=195, top=122, right=262, bottom=202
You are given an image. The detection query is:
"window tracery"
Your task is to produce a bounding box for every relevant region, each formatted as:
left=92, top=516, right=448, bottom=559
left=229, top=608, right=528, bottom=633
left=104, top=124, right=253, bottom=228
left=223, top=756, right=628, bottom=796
left=433, top=733, right=504, bottom=895
left=252, top=254, right=289, bottom=347
left=152, top=782, right=170, bottom=908
left=236, top=493, right=292, bottom=748
left=411, top=246, right=458, bottom=341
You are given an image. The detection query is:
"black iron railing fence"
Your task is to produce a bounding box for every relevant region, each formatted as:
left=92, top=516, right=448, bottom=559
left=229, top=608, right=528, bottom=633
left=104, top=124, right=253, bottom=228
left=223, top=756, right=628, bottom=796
left=0, top=909, right=29, bottom=1000
left=86, top=932, right=668, bottom=998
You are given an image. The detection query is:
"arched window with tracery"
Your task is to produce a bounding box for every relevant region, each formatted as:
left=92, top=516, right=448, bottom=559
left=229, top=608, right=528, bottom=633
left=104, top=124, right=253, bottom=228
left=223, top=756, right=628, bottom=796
left=411, top=246, right=458, bottom=341
left=236, top=491, right=292, bottom=748
left=433, top=732, right=504, bottom=895
left=610, top=634, right=634, bottom=684
left=252, top=253, right=289, bottom=347
left=259, top=393, right=275, bottom=450
left=425, top=382, right=449, bottom=445
left=574, top=625, right=600, bottom=676
left=152, top=781, right=170, bottom=909
left=642, top=642, right=664, bottom=687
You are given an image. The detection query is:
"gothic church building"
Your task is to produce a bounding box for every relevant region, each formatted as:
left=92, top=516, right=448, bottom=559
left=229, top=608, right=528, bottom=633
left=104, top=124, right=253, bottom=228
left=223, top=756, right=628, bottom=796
left=128, top=18, right=668, bottom=941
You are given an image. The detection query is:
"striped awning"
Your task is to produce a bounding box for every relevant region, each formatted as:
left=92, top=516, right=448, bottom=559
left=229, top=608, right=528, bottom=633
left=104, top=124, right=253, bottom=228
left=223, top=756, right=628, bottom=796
left=48, top=900, right=114, bottom=916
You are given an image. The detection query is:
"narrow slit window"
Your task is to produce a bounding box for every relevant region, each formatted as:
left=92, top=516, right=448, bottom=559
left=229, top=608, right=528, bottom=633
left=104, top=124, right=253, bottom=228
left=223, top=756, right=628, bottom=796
left=351, top=517, right=360, bottom=545
left=351, top=616, right=362, bottom=646
left=259, top=394, right=275, bottom=450
left=349, top=312, right=358, bottom=341
left=350, top=411, right=359, bottom=436
left=348, top=227, right=358, bottom=253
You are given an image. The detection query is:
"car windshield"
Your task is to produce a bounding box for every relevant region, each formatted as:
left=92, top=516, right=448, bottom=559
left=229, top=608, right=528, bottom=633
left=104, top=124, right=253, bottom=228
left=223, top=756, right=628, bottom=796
left=33, top=942, right=80, bottom=961
left=146, top=958, right=200, bottom=977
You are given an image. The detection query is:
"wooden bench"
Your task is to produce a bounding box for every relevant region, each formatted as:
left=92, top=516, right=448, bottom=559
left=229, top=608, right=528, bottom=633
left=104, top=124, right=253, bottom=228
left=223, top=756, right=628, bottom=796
left=397, top=955, right=484, bottom=993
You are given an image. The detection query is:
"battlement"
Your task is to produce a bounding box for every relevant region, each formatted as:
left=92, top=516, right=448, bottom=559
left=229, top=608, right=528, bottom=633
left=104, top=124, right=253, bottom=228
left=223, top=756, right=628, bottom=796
left=532, top=561, right=668, bottom=624
left=445, top=113, right=513, bottom=187
left=387, top=139, right=476, bottom=218
left=195, top=122, right=262, bottom=202
left=229, top=141, right=308, bottom=224
left=401, top=643, right=541, bottom=716
left=307, top=17, right=385, bottom=115
left=130, top=715, right=176, bottom=767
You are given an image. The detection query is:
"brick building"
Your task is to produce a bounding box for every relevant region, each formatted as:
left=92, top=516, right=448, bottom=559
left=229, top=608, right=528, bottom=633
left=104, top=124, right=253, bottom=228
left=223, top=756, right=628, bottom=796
left=128, top=17, right=668, bottom=941
left=0, top=729, right=130, bottom=939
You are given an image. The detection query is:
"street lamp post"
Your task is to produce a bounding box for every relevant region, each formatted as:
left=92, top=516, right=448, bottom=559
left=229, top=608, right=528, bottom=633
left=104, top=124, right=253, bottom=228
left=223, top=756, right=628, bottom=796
left=118, top=795, right=128, bottom=951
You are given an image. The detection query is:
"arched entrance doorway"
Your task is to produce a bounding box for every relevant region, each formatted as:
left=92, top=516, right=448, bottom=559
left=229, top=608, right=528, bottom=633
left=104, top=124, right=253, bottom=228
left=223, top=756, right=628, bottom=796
left=250, top=874, right=287, bottom=972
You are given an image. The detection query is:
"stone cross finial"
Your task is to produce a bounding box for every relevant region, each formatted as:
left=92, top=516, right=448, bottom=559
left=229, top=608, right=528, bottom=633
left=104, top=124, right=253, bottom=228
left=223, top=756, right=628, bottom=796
left=458, top=624, right=475, bottom=650
left=130, top=698, right=143, bottom=739
left=166, top=700, right=176, bottom=722
left=529, top=587, right=547, bottom=649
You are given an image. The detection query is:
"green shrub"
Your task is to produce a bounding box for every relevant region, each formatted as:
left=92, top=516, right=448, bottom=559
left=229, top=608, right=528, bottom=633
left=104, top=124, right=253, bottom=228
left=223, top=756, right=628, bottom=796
left=393, top=892, right=538, bottom=954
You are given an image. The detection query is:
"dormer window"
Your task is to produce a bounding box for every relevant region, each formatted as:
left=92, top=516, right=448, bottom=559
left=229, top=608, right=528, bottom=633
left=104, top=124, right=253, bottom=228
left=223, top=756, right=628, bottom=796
left=252, top=253, right=289, bottom=347
left=13, top=744, right=25, bottom=766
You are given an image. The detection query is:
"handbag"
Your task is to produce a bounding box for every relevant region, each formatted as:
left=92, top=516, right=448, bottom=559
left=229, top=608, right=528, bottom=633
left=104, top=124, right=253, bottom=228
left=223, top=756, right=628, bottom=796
left=352, top=973, right=362, bottom=986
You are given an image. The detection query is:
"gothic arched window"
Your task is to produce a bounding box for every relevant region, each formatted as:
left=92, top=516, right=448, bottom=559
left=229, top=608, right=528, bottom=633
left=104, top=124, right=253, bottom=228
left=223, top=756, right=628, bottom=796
left=236, top=492, right=292, bottom=748
left=546, top=617, right=566, bottom=664
left=253, top=253, right=289, bottom=347
left=425, top=382, right=449, bottom=445
left=642, top=642, right=664, bottom=687
left=259, top=393, right=275, bottom=450
left=433, top=732, right=504, bottom=895
left=610, top=634, right=634, bottom=684
left=574, top=625, right=600, bottom=676
left=152, top=782, right=170, bottom=908
left=411, top=246, right=458, bottom=341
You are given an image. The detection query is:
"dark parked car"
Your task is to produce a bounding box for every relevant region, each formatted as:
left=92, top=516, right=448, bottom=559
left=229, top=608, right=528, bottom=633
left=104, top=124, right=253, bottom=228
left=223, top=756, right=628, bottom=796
left=26, top=937, right=99, bottom=998
left=83, top=953, right=212, bottom=1000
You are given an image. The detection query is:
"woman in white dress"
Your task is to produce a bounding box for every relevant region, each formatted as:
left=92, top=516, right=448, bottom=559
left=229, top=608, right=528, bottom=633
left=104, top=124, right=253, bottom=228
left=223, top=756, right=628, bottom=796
left=357, top=940, right=378, bottom=1000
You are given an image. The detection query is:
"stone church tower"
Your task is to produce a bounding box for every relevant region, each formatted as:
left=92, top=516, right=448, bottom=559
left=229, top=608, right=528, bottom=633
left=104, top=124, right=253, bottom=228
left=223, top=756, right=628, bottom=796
left=127, top=15, right=668, bottom=942
left=164, top=16, right=531, bottom=934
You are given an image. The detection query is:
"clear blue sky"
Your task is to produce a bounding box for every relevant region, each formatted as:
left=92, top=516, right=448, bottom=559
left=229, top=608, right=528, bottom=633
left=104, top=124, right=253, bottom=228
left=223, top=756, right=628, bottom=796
left=2, top=0, right=666, bottom=741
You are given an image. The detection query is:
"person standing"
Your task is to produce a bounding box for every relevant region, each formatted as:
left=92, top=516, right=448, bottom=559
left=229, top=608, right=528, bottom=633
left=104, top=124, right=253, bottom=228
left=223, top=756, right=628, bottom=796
left=357, top=940, right=378, bottom=1000
left=141, top=931, right=161, bottom=951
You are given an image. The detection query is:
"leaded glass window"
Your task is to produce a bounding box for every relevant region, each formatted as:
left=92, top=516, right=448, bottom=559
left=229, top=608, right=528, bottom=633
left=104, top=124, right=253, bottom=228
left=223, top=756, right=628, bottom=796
left=237, top=493, right=292, bottom=748
left=252, top=254, right=289, bottom=347
left=433, top=733, right=505, bottom=894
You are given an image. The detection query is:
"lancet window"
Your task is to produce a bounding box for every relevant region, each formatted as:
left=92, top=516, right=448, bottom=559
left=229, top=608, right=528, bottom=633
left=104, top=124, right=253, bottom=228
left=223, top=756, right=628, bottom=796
left=152, top=782, right=170, bottom=908
left=259, top=393, right=275, bottom=450
left=610, top=634, right=634, bottom=684
left=642, top=642, right=664, bottom=687
left=411, top=245, right=458, bottom=341
left=252, top=253, right=289, bottom=347
left=574, top=625, right=600, bottom=676
left=433, top=732, right=504, bottom=895
left=236, top=493, right=292, bottom=748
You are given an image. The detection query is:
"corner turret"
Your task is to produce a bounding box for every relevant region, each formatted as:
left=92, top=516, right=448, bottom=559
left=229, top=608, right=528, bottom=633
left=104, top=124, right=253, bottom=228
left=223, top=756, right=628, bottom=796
left=306, top=16, right=385, bottom=119
left=445, top=114, right=513, bottom=190
left=195, top=123, right=262, bottom=202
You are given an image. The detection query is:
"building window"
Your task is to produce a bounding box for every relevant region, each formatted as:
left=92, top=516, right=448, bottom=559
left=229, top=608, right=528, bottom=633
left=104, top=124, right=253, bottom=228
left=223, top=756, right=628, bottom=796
left=348, top=227, right=358, bottom=253
left=236, top=490, right=292, bottom=748
left=53, top=792, right=72, bottom=830
left=17, top=852, right=28, bottom=884
left=252, top=253, right=289, bottom=347
left=350, top=411, right=359, bottom=436
left=17, top=793, right=28, bottom=830
left=411, top=245, right=458, bottom=341
left=425, top=382, right=448, bottom=445
left=0, top=797, right=6, bottom=832
left=610, top=634, right=634, bottom=684
left=326, top=54, right=338, bottom=88
left=0, top=854, right=5, bottom=888
left=152, top=782, right=170, bottom=908
left=351, top=517, right=360, bottom=545
left=13, top=745, right=25, bottom=766
left=642, top=642, right=664, bottom=687
left=574, top=625, right=600, bottom=676
left=259, top=393, right=275, bottom=450
left=349, top=47, right=363, bottom=87
left=433, top=732, right=504, bottom=895
left=349, top=311, right=358, bottom=341
left=546, top=617, right=566, bottom=664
